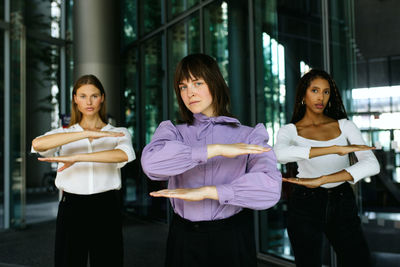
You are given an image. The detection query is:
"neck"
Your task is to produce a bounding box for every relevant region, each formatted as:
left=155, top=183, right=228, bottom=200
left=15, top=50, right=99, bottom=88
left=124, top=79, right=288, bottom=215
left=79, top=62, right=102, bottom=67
left=302, top=110, right=328, bottom=125
left=79, top=115, right=105, bottom=130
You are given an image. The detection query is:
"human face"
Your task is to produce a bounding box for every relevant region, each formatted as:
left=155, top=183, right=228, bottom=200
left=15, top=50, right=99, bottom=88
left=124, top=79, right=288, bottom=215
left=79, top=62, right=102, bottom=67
left=179, top=77, right=214, bottom=117
left=303, top=78, right=330, bottom=114
left=73, top=84, right=104, bottom=117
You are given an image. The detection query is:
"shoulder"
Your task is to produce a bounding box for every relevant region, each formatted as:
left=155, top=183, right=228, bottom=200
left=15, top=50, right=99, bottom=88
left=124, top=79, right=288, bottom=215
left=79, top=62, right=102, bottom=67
left=339, top=119, right=360, bottom=133
left=277, top=123, right=296, bottom=136
left=241, top=123, right=269, bottom=144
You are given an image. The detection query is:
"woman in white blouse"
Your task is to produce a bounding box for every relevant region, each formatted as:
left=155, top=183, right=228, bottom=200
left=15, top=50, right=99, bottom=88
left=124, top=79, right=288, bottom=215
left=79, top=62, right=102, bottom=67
left=274, top=69, right=379, bottom=267
left=32, top=74, right=135, bottom=267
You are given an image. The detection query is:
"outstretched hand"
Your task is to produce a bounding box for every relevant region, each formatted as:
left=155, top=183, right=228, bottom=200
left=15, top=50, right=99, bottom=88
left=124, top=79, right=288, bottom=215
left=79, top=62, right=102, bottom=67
left=282, top=177, right=322, bottom=188
left=208, top=143, right=271, bottom=159
left=88, top=130, right=125, bottom=139
left=150, top=186, right=218, bottom=201
left=38, top=156, right=76, bottom=172
left=336, top=145, right=375, bottom=156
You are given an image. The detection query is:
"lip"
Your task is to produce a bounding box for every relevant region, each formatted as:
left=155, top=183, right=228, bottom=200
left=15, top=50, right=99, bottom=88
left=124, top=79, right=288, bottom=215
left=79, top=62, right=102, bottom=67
left=86, top=107, right=95, bottom=111
left=189, top=101, right=200, bottom=105
left=315, top=104, right=324, bottom=109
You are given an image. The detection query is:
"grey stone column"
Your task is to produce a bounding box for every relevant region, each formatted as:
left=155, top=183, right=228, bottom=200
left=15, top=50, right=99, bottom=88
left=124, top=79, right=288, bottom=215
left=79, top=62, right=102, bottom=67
left=73, top=0, right=121, bottom=123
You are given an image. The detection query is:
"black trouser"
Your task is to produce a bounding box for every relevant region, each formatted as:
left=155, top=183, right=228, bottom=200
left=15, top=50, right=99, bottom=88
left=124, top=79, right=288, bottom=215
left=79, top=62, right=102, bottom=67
left=165, top=209, right=257, bottom=267
left=55, top=190, right=123, bottom=267
left=287, top=182, right=371, bottom=267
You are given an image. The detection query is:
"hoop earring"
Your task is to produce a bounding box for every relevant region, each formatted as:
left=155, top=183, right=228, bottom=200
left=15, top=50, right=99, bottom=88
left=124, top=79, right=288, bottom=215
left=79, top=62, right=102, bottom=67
left=301, top=100, right=305, bottom=105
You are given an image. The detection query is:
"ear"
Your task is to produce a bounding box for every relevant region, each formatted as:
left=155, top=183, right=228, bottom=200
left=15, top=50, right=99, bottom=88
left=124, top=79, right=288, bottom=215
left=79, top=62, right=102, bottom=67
left=73, top=94, right=77, bottom=103
left=101, top=94, right=105, bottom=103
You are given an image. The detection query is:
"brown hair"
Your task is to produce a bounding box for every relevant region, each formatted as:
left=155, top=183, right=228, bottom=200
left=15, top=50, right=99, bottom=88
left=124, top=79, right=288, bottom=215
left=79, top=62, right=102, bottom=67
left=173, top=54, right=234, bottom=124
left=69, top=74, right=107, bottom=126
left=290, top=69, right=348, bottom=124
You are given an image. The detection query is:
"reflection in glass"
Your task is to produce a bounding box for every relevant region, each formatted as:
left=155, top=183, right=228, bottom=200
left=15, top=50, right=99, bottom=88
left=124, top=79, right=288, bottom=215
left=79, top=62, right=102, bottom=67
left=139, top=0, right=161, bottom=35
left=123, top=0, right=137, bottom=44
left=168, top=0, right=199, bottom=20
left=143, top=35, right=163, bottom=144
left=168, top=15, right=200, bottom=122
left=0, top=31, right=4, bottom=228
left=204, top=1, right=229, bottom=80
left=124, top=48, right=138, bottom=149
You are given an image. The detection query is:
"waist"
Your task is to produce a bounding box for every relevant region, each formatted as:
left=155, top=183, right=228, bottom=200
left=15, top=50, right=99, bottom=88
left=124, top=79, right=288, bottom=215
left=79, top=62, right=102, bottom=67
left=292, top=181, right=352, bottom=196
left=62, top=189, right=120, bottom=202
left=172, top=209, right=253, bottom=231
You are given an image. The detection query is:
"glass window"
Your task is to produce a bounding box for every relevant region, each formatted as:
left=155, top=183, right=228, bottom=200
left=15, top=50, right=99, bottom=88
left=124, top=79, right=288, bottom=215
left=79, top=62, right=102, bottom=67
left=254, top=0, right=324, bottom=262
left=0, top=30, right=4, bottom=228
left=204, top=1, right=229, bottom=81
left=142, top=35, right=164, bottom=144
left=141, top=34, right=168, bottom=220
left=167, top=0, right=199, bottom=20
left=123, top=0, right=137, bottom=44
left=167, top=14, right=200, bottom=123
left=139, top=0, right=162, bottom=35
left=124, top=47, right=138, bottom=149
left=24, top=0, right=62, bottom=38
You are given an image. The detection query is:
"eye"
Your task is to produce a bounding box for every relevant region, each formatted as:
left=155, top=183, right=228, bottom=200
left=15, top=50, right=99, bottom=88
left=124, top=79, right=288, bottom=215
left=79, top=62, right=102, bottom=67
left=195, top=82, right=203, bottom=86
left=311, top=89, right=318, bottom=93
left=324, top=90, right=330, bottom=95
left=179, top=85, right=187, bottom=90
left=79, top=95, right=86, bottom=98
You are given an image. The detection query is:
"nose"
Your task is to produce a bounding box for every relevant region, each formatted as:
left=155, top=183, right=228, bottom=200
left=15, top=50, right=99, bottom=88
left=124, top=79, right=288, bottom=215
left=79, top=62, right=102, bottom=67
left=187, top=84, right=196, bottom=97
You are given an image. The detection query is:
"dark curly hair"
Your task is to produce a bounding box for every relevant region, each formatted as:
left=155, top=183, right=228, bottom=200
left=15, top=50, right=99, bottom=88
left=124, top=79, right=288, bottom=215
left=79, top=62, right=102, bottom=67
left=290, top=69, right=348, bottom=124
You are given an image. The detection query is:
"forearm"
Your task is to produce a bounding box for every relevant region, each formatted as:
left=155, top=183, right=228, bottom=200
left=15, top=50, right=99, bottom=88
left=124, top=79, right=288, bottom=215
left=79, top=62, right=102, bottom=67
left=32, top=132, right=89, bottom=152
left=320, top=169, right=354, bottom=184
left=207, top=144, right=220, bottom=159
left=73, top=149, right=128, bottom=163
left=309, top=145, right=339, bottom=158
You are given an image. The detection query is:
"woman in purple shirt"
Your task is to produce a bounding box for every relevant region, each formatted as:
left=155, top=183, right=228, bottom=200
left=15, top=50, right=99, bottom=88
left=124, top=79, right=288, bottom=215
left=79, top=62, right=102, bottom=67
left=141, top=54, right=282, bottom=267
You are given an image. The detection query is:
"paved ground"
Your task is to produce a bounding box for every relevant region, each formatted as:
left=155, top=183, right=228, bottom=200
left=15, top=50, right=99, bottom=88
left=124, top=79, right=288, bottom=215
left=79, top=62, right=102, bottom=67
left=0, top=216, right=168, bottom=267
left=0, top=215, right=282, bottom=267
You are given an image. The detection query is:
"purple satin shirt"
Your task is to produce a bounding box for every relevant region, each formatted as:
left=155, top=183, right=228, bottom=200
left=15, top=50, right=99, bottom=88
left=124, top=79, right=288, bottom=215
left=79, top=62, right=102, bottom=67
left=141, top=113, right=282, bottom=222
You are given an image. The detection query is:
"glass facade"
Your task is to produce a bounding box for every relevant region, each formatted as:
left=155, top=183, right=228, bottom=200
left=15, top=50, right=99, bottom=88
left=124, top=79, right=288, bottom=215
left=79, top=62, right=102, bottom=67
left=1, top=0, right=72, bottom=229
left=0, top=0, right=397, bottom=265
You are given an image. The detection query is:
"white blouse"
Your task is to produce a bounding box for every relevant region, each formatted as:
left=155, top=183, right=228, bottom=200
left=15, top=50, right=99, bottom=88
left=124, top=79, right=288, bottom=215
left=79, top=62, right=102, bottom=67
left=31, top=123, right=135, bottom=195
left=274, top=119, right=380, bottom=188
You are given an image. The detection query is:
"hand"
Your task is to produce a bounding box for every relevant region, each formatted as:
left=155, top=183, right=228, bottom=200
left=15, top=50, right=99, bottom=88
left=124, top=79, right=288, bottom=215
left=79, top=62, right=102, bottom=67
left=209, top=143, right=271, bottom=159
left=282, top=177, right=322, bottom=188
left=38, top=155, right=76, bottom=172
left=86, top=130, right=124, bottom=139
left=336, top=145, right=375, bottom=156
left=150, top=186, right=218, bottom=201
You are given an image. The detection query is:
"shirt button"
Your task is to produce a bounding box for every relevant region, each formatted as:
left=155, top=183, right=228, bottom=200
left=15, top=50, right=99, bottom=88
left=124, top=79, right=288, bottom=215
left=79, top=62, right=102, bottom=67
left=224, top=200, right=228, bottom=203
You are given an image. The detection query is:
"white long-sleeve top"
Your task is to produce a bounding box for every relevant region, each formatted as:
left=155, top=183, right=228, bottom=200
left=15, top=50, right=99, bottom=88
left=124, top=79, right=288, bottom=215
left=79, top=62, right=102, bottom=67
left=274, top=119, right=380, bottom=188
left=31, top=124, right=135, bottom=195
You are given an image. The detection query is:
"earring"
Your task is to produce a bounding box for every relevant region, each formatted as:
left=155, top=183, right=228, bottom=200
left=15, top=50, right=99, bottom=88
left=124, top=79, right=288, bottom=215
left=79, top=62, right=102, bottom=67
left=301, top=100, right=305, bottom=105
left=328, top=102, right=331, bottom=108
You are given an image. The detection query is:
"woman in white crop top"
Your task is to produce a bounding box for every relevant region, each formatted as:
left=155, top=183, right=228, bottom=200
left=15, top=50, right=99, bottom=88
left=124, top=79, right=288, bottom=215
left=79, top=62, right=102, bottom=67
left=274, top=69, right=379, bottom=267
left=32, top=75, right=135, bottom=267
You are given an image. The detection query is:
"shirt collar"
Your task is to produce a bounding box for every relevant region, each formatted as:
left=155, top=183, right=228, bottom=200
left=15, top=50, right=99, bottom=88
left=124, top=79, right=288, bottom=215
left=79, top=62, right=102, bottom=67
left=193, top=113, right=240, bottom=139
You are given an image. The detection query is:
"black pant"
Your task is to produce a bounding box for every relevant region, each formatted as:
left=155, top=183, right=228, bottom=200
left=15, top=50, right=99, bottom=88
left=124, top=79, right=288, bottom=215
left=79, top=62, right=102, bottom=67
left=287, top=182, right=371, bottom=267
left=165, top=209, right=257, bottom=267
left=55, top=190, right=123, bottom=267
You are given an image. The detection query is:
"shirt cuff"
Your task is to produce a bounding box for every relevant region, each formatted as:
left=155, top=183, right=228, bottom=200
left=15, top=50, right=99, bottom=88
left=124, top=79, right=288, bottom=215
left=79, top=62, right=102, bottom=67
left=216, top=184, right=235, bottom=205
left=115, top=145, right=136, bottom=168
left=191, top=146, right=207, bottom=164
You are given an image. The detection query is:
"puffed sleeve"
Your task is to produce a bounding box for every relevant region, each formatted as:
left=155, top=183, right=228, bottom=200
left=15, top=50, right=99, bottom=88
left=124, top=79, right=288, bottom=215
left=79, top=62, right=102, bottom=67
left=141, top=121, right=208, bottom=181
left=215, top=124, right=282, bottom=210
left=115, top=127, right=136, bottom=168
left=273, top=124, right=311, bottom=164
left=30, top=127, right=65, bottom=157
left=342, top=120, right=380, bottom=183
